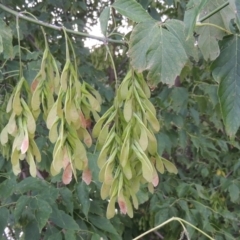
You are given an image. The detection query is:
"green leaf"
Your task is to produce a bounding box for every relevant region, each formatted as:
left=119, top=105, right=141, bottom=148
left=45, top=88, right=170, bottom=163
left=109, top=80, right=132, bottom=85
left=64, top=229, right=76, bottom=240
left=0, top=36, right=3, bottom=53
left=228, top=183, right=240, bottom=202
left=0, top=18, right=14, bottom=59
left=16, top=177, right=46, bottom=193
left=43, top=225, right=61, bottom=240
left=14, top=195, right=30, bottom=222
left=59, top=188, right=74, bottom=215
left=50, top=207, right=80, bottom=230
left=129, top=21, right=188, bottom=86
left=236, top=0, right=240, bottom=28
left=154, top=208, right=169, bottom=225
left=136, top=187, right=149, bottom=205
left=77, top=182, right=90, bottom=217
left=29, top=198, right=52, bottom=232
left=24, top=220, right=41, bottom=240
left=212, top=35, right=240, bottom=137
left=170, top=87, right=189, bottom=113
left=48, top=231, right=63, bottom=240
left=91, top=233, right=102, bottom=240
left=99, top=7, right=110, bottom=36
left=88, top=215, right=119, bottom=236
left=112, top=0, right=152, bottom=23
left=0, top=207, right=9, bottom=237
left=0, top=177, right=16, bottom=202
left=183, top=0, right=208, bottom=38
left=87, top=153, right=100, bottom=184
left=165, top=19, right=198, bottom=60
left=196, top=0, right=235, bottom=60
left=14, top=196, right=52, bottom=232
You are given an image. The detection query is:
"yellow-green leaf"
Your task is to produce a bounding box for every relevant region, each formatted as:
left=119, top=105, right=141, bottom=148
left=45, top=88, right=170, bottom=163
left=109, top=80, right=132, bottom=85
left=6, top=93, right=14, bottom=113
left=12, top=162, right=21, bottom=175
left=143, top=99, right=156, bottom=116
left=21, top=100, right=36, bottom=134
left=106, top=195, right=117, bottom=219
left=133, top=145, right=153, bottom=182
left=146, top=108, right=160, bottom=132
left=129, top=191, right=138, bottom=209
left=139, top=127, right=148, bottom=151
left=162, top=157, right=178, bottom=174
left=101, top=182, right=111, bottom=200
left=92, top=117, right=105, bottom=138
left=155, top=155, right=164, bottom=174
left=86, top=94, right=101, bottom=112
left=136, top=73, right=151, bottom=98
left=125, top=197, right=133, bottom=218
left=26, top=151, right=37, bottom=177
left=12, top=92, right=22, bottom=115
left=0, top=126, right=8, bottom=145
left=49, top=119, right=59, bottom=143
left=12, top=131, right=24, bottom=151
left=98, top=124, right=109, bottom=147
left=123, top=98, right=133, bottom=122
left=30, top=139, right=41, bottom=162
left=82, top=128, right=92, bottom=148
left=46, top=102, right=58, bottom=129
left=11, top=148, right=20, bottom=166
left=61, top=60, right=70, bottom=91
left=69, top=102, right=79, bottom=122
left=52, top=147, right=64, bottom=173
left=122, top=161, right=132, bottom=180
left=119, top=77, right=130, bottom=100
left=64, top=91, right=72, bottom=125
left=98, top=146, right=109, bottom=168
left=120, top=137, right=130, bottom=167
left=31, top=87, right=41, bottom=111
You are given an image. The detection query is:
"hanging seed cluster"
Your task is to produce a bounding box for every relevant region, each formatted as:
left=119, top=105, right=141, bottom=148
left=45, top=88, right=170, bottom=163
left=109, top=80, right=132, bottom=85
left=46, top=58, right=102, bottom=185
left=0, top=77, right=41, bottom=177
left=31, top=47, right=60, bottom=119
left=0, top=32, right=102, bottom=185
left=93, top=71, right=177, bottom=219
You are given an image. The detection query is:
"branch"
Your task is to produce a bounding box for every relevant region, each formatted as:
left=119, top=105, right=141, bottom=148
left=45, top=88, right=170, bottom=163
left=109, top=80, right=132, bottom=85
left=0, top=4, right=126, bottom=45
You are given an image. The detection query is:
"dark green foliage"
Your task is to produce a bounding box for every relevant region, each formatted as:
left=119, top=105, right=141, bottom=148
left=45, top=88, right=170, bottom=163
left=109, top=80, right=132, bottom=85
left=0, top=0, right=240, bottom=239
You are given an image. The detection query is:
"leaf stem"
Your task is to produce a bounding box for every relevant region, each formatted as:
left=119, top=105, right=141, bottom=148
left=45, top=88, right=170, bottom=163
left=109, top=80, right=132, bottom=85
left=133, top=217, right=214, bottom=240
left=62, top=27, right=70, bottom=61
left=198, top=1, right=229, bottom=23
left=16, top=15, right=22, bottom=78
left=105, top=45, right=118, bottom=91
left=0, top=4, right=125, bottom=45
left=196, top=22, right=232, bottom=34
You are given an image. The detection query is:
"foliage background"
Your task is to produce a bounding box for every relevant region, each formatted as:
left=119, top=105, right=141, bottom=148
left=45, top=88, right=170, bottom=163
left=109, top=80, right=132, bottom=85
left=0, top=0, right=239, bottom=239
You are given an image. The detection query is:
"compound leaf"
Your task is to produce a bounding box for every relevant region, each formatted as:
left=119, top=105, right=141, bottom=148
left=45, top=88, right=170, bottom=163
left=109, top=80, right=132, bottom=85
left=129, top=21, right=188, bottom=86
left=165, top=19, right=198, bottom=61
left=50, top=207, right=79, bottom=230
left=196, top=0, right=235, bottom=60
left=212, top=35, right=240, bottom=137
left=77, top=181, right=90, bottom=217
left=184, top=0, right=208, bottom=38
left=112, top=0, right=152, bottom=23
left=0, top=207, right=9, bottom=236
